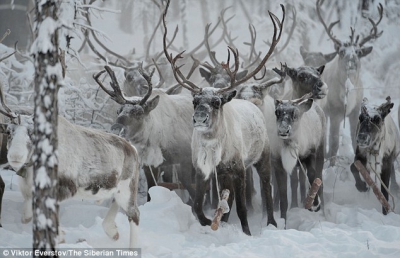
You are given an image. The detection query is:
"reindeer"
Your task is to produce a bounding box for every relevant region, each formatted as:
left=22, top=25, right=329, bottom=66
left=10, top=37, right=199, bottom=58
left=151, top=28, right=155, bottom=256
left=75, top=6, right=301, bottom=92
left=273, top=93, right=326, bottom=222
left=266, top=64, right=327, bottom=210
left=163, top=0, right=285, bottom=235
left=350, top=97, right=400, bottom=214
left=0, top=88, right=140, bottom=247
left=94, top=66, right=196, bottom=203
left=316, top=0, right=383, bottom=165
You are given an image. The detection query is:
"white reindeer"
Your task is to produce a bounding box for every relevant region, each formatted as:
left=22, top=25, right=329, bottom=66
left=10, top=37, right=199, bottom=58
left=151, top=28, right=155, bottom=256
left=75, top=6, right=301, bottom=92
left=273, top=93, right=326, bottom=222
left=350, top=97, right=400, bottom=214
left=163, top=1, right=285, bottom=235
left=316, top=0, right=384, bottom=165
left=0, top=92, right=140, bottom=247
left=94, top=66, right=196, bottom=202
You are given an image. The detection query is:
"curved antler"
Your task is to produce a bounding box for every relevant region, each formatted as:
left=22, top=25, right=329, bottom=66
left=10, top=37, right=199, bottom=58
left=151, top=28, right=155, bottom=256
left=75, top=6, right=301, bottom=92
left=232, top=4, right=286, bottom=87
left=162, top=0, right=201, bottom=94
left=358, top=3, right=384, bottom=47
left=94, top=66, right=140, bottom=106
left=316, top=0, right=342, bottom=47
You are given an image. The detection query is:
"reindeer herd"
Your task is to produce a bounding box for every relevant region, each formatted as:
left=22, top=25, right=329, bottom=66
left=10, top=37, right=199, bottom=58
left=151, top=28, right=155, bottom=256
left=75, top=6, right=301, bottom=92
left=0, top=0, right=399, bottom=249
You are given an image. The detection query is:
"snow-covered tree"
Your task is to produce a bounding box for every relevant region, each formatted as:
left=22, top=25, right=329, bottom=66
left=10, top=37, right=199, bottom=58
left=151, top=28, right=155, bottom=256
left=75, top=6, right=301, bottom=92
left=32, top=0, right=61, bottom=251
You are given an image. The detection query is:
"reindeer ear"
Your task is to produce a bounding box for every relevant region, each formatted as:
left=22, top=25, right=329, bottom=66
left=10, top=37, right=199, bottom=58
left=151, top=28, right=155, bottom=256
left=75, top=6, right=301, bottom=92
left=297, top=99, right=313, bottom=114
left=324, top=52, right=337, bottom=62
left=144, top=95, right=160, bottom=113
left=299, top=46, right=308, bottom=60
left=316, top=65, right=325, bottom=75
left=274, top=99, right=283, bottom=108
left=199, top=68, right=212, bottom=83
left=379, top=103, right=394, bottom=118
left=235, top=70, right=248, bottom=81
left=221, top=90, right=236, bottom=105
left=0, top=123, right=8, bottom=134
left=358, top=46, right=373, bottom=58
left=286, top=67, right=297, bottom=78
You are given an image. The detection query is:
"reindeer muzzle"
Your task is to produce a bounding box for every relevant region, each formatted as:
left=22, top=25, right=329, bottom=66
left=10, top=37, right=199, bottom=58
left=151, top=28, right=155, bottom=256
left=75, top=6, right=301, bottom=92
left=356, top=133, right=371, bottom=147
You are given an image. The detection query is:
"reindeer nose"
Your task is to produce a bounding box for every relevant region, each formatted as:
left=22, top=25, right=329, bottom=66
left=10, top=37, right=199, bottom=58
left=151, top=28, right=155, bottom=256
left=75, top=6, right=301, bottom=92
left=357, top=133, right=370, bottom=146
left=193, top=112, right=209, bottom=124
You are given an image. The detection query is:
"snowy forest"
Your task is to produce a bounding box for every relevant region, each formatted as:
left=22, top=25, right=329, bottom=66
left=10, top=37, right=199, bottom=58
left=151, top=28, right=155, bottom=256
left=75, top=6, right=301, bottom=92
left=1, top=0, right=400, bottom=257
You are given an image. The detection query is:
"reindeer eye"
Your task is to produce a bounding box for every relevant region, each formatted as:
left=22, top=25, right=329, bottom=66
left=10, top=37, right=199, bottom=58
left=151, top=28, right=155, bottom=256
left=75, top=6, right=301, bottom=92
left=298, top=74, right=305, bottom=81
left=211, top=97, right=221, bottom=109
left=193, top=98, right=200, bottom=107
left=372, top=116, right=381, bottom=124
left=339, top=49, right=346, bottom=57
left=126, top=75, right=133, bottom=81
left=275, top=110, right=281, bottom=117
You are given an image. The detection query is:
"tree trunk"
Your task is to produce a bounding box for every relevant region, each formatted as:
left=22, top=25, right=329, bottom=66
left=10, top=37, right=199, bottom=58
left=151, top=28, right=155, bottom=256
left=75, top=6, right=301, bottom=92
left=32, top=0, right=60, bottom=253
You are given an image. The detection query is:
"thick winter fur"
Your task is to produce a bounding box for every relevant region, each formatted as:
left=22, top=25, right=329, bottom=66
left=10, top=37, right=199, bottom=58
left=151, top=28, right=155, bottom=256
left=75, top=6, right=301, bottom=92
left=350, top=99, right=400, bottom=214
left=191, top=87, right=276, bottom=235
left=322, top=45, right=371, bottom=164
left=273, top=99, right=326, bottom=222
left=2, top=116, right=140, bottom=248
left=113, top=89, right=196, bottom=201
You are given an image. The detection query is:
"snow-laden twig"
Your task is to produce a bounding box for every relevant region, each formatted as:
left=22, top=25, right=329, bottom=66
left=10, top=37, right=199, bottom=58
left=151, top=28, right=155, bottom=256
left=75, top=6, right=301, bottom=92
left=72, top=22, right=112, bottom=41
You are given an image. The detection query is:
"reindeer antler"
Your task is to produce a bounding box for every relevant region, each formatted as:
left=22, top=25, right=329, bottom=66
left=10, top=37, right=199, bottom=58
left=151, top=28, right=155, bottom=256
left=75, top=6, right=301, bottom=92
left=94, top=66, right=154, bottom=106
left=316, top=0, right=342, bottom=47
left=162, top=0, right=201, bottom=94
left=0, top=76, right=18, bottom=121
left=358, top=3, right=384, bottom=47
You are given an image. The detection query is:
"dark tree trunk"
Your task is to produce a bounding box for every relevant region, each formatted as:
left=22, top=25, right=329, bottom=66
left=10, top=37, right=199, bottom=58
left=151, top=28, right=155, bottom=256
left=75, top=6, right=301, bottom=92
left=32, top=0, right=60, bottom=253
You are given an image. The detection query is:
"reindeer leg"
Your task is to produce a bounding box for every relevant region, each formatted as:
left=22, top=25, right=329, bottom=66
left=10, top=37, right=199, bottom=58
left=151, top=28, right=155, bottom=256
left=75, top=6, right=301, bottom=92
left=245, top=167, right=255, bottom=213
left=254, top=149, right=277, bottom=227
left=349, top=108, right=360, bottom=153
left=193, top=171, right=211, bottom=226
left=114, top=177, right=140, bottom=248
left=304, top=155, right=322, bottom=212
left=381, top=157, right=393, bottom=215
left=218, top=165, right=234, bottom=223
left=389, top=164, right=399, bottom=193
left=350, top=151, right=368, bottom=192
left=328, top=114, right=341, bottom=166
left=299, top=166, right=306, bottom=205
left=233, top=166, right=251, bottom=235
left=0, top=176, right=4, bottom=227
left=18, top=168, right=33, bottom=223
left=272, top=167, right=280, bottom=211
left=290, top=166, right=299, bottom=209
left=273, top=157, right=288, bottom=224
left=178, top=161, right=196, bottom=204
left=102, top=200, right=120, bottom=241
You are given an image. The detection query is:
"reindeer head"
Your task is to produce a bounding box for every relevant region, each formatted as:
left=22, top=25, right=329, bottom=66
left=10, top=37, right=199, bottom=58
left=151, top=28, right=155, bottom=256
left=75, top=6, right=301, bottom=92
left=356, top=97, right=394, bottom=148
left=316, top=0, right=383, bottom=76
left=281, top=64, right=327, bottom=99
left=162, top=1, right=285, bottom=133
left=94, top=66, right=160, bottom=140
left=299, top=46, right=337, bottom=67
left=199, top=23, right=247, bottom=89
left=123, top=63, right=152, bottom=97
left=0, top=86, right=34, bottom=172
left=274, top=94, right=313, bottom=139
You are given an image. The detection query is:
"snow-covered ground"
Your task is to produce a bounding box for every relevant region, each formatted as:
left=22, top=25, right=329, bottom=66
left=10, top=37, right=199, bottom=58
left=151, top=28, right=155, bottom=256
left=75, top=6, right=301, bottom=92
left=1, top=0, right=400, bottom=257
left=1, top=168, right=400, bottom=257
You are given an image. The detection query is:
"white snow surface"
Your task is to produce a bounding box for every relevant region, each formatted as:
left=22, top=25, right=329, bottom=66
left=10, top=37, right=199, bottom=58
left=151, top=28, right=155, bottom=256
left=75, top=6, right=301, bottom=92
left=1, top=0, right=400, bottom=257
left=1, top=173, right=400, bottom=257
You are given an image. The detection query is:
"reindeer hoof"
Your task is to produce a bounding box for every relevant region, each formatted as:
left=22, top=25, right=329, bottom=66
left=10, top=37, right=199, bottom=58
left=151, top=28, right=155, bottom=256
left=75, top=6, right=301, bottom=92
left=267, top=218, right=277, bottom=228
left=308, top=196, right=321, bottom=212
left=113, top=232, right=119, bottom=241
left=199, top=217, right=212, bottom=226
